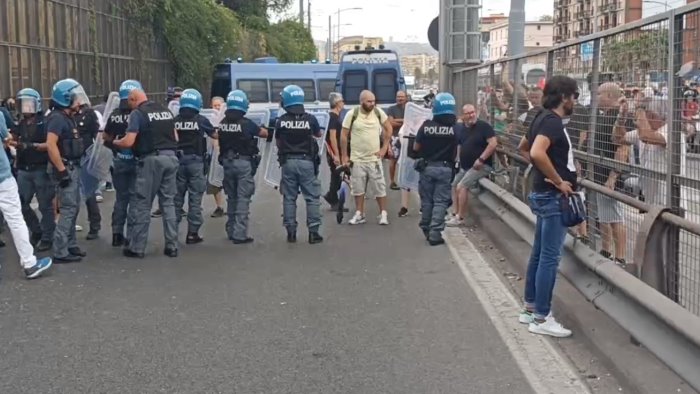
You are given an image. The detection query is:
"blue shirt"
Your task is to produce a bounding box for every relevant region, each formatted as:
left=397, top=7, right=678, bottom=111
left=46, top=110, right=77, bottom=141
left=241, top=118, right=262, bottom=138
left=0, top=107, right=14, bottom=131
left=0, top=121, right=12, bottom=183
left=127, top=109, right=148, bottom=134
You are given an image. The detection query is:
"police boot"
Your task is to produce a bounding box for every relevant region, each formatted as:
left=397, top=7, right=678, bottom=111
left=112, top=234, right=125, bottom=247
left=308, top=232, right=324, bottom=245
left=36, top=240, right=53, bottom=252
left=68, top=247, right=87, bottom=257
left=287, top=230, right=297, bottom=243
left=186, top=232, right=204, bottom=245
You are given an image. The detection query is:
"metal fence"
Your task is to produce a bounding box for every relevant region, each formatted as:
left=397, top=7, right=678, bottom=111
left=0, top=0, right=172, bottom=107
left=448, top=4, right=700, bottom=317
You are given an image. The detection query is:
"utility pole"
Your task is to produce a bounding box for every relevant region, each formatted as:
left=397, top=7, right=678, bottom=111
left=328, top=15, right=332, bottom=61
left=299, top=0, right=304, bottom=27
left=308, top=0, right=311, bottom=31
left=507, top=0, right=525, bottom=80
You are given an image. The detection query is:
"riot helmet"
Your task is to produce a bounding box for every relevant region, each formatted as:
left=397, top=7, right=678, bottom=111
left=51, top=78, right=90, bottom=110
left=432, top=92, right=457, bottom=116
left=16, top=88, right=42, bottom=116
left=226, top=90, right=249, bottom=112
left=280, top=85, right=305, bottom=108
left=179, top=89, right=203, bottom=112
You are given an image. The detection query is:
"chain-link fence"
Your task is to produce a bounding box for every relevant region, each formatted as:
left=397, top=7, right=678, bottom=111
left=0, top=0, right=172, bottom=108
left=449, top=4, right=700, bottom=317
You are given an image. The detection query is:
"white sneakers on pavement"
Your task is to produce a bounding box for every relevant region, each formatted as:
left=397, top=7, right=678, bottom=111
left=348, top=211, right=389, bottom=225
left=445, top=216, right=464, bottom=227
left=528, top=315, right=572, bottom=338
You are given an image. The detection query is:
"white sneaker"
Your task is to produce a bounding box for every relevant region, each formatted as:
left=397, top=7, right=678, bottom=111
left=378, top=210, right=389, bottom=225
left=528, top=315, right=572, bottom=338
left=75, top=225, right=83, bottom=232
left=95, top=195, right=104, bottom=203
left=445, top=216, right=464, bottom=227
left=519, top=310, right=534, bottom=324
left=348, top=211, right=366, bottom=225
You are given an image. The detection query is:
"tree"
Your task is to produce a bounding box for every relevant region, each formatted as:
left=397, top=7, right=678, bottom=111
left=427, top=68, right=438, bottom=83
left=220, top=0, right=293, bottom=29
left=414, top=67, right=423, bottom=84
left=600, top=31, right=668, bottom=83
left=266, top=20, right=317, bottom=63
left=539, top=15, right=553, bottom=21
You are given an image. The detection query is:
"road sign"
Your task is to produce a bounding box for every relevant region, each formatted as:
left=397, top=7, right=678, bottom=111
left=428, top=17, right=439, bottom=51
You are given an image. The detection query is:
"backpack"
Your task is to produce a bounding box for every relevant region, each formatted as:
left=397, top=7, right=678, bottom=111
left=348, top=107, right=382, bottom=130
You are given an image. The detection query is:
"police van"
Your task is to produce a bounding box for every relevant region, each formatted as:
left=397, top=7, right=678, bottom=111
left=334, top=46, right=406, bottom=108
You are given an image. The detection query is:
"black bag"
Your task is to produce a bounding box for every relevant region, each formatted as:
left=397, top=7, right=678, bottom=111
left=560, top=192, right=586, bottom=227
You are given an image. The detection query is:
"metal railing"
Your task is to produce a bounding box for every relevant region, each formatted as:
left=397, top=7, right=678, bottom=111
left=447, top=3, right=700, bottom=388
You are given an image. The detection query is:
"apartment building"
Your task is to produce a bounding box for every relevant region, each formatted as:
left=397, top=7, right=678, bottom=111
left=553, top=0, right=643, bottom=43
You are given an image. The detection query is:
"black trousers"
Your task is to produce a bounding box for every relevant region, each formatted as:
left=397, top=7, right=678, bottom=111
left=324, top=154, right=342, bottom=205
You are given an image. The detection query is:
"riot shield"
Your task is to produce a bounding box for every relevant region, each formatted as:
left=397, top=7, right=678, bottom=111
left=98, top=91, right=120, bottom=130
left=246, top=109, right=272, bottom=154
left=167, top=100, right=180, bottom=116
left=200, top=109, right=224, bottom=188
left=397, top=103, right=432, bottom=191
left=264, top=112, right=330, bottom=188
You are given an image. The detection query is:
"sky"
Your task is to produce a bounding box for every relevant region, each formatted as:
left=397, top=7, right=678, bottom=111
left=275, top=0, right=687, bottom=44
left=276, top=0, right=555, bottom=44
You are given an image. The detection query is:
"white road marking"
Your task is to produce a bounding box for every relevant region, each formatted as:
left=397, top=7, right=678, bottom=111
left=445, top=227, right=592, bottom=394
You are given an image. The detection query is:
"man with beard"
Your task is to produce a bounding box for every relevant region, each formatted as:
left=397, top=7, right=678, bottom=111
left=340, top=90, right=393, bottom=226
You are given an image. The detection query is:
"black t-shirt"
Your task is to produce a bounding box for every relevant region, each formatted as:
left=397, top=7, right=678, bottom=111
left=592, top=108, right=620, bottom=185
left=566, top=104, right=589, bottom=149
left=325, top=111, right=344, bottom=156
left=457, top=120, right=495, bottom=170
left=527, top=111, right=577, bottom=192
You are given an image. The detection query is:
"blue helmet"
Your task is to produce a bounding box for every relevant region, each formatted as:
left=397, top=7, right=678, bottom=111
left=432, top=92, right=457, bottom=116
left=226, top=90, right=249, bottom=112
left=16, top=88, right=42, bottom=114
left=179, top=88, right=203, bottom=111
left=119, top=79, right=143, bottom=100
left=52, top=78, right=89, bottom=108
left=280, top=85, right=304, bottom=108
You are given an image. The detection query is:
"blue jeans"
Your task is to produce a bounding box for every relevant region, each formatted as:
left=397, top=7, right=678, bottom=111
left=524, top=191, right=568, bottom=319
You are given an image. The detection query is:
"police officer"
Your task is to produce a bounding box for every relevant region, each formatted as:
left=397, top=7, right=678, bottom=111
left=13, top=88, right=55, bottom=251
left=173, top=89, right=216, bottom=244
left=275, top=85, right=324, bottom=244
left=103, top=80, right=141, bottom=247
left=114, top=87, right=179, bottom=258
left=413, top=92, right=459, bottom=246
left=74, top=91, right=102, bottom=241
left=219, top=90, right=268, bottom=244
left=45, top=78, right=91, bottom=262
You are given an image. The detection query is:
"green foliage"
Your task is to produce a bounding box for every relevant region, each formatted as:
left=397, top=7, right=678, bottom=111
left=221, top=0, right=293, bottom=29
left=601, top=31, right=669, bottom=76
left=265, top=20, right=317, bottom=63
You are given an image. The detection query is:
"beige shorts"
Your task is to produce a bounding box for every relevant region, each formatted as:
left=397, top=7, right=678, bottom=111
left=351, top=161, right=387, bottom=198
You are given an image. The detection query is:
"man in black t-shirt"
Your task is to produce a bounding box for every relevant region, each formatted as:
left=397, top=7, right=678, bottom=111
left=323, top=92, right=345, bottom=211
left=446, top=104, right=498, bottom=227
left=518, top=75, right=578, bottom=339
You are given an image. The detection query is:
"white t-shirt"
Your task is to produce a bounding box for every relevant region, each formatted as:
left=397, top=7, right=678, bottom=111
left=624, top=125, right=686, bottom=205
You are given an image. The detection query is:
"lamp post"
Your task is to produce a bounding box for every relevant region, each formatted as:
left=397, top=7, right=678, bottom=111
left=333, top=7, right=363, bottom=62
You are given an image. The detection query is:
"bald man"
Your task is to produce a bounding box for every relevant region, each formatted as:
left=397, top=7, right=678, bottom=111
left=592, top=82, right=628, bottom=265
left=340, top=90, right=393, bottom=225
left=114, top=89, right=180, bottom=258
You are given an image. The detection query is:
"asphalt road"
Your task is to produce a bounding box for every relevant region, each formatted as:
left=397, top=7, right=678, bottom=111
left=0, top=174, right=535, bottom=394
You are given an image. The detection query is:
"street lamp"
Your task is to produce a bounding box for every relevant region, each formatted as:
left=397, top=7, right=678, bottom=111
left=333, top=7, right=363, bottom=62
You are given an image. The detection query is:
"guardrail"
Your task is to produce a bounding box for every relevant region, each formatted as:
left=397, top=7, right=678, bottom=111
left=475, top=173, right=700, bottom=390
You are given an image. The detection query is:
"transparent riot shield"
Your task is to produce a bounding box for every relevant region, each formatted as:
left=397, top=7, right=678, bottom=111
left=168, top=100, right=180, bottom=116
left=264, top=112, right=330, bottom=188
left=98, top=91, right=120, bottom=130
left=397, top=103, right=432, bottom=191
left=200, top=109, right=225, bottom=188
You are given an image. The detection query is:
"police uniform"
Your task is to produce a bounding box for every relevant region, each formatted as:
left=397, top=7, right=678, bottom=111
left=173, top=109, right=215, bottom=241
left=219, top=111, right=261, bottom=243
left=46, top=109, right=86, bottom=260
left=14, top=113, right=55, bottom=250
left=124, top=101, right=179, bottom=258
left=275, top=105, right=323, bottom=243
left=415, top=103, right=459, bottom=245
left=104, top=106, right=136, bottom=246
left=74, top=106, right=102, bottom=239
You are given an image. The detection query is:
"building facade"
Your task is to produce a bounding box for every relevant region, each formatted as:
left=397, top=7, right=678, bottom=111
left=401, top=54, right=439, bottom=76
left=486, top=21, right=554, bottom=61
left=553, top=0, right=643, bottom=43
left=335, top=36, right=384, bottom=60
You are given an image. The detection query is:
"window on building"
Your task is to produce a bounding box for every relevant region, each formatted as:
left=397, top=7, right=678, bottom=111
left=537, top=25, right=541, bottom=30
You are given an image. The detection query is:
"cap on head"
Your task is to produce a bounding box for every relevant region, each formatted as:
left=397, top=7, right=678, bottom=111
left=281, top=85, right=305, bottom=108
left=432, top=92, right=457, bottom=116
left=119, top=80, right=143, bottom=100
left=16, top=88, right=42, bottom=114
left=179, top=89, right=203, bottom=111
left=226, top=90, right=249, bottom=112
